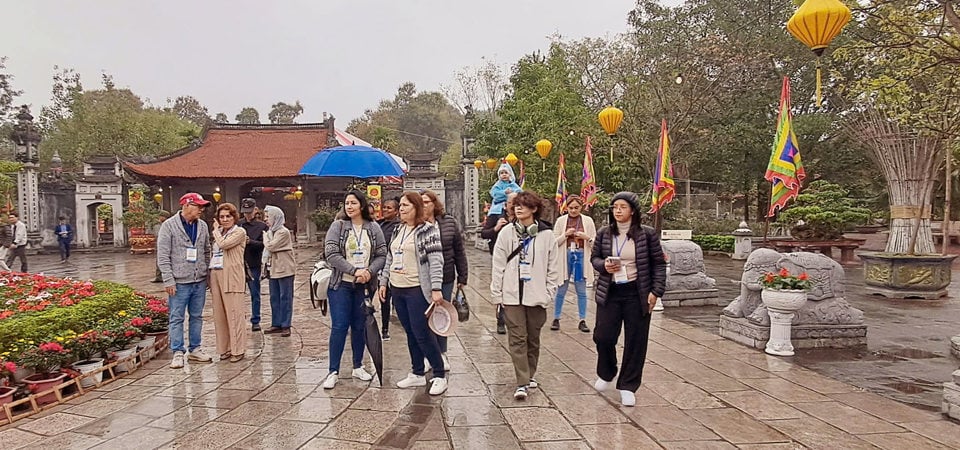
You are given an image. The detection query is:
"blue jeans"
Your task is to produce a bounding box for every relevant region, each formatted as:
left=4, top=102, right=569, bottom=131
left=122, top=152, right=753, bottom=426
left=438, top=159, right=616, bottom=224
left=247, top=265, right=262, bottom=325
left=168, top=281, right=207, bottom=353
left=554, top=249, right=588, bottom=320
left=392, top=286, right=444, bottom=379
left=327, top=282, right=367, bottom=373
left=269, top=275, right=295, bottom=328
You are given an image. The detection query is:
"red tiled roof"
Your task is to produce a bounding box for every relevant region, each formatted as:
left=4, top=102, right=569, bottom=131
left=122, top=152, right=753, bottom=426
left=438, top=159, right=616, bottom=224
left=125, top=124, right=330, bottom=179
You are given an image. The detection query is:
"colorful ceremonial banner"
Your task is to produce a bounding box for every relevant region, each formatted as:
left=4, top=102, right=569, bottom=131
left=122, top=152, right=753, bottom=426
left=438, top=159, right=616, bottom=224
left=556, top=152, right=568, bottom=213
left=765, top=77, right=806, bottom=217
left=649, top=119, right=676, bottom=213
left=581, top=136, right=599, bottom=207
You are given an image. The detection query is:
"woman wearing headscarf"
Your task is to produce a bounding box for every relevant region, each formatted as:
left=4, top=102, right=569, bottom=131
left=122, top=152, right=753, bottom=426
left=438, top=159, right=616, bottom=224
left=377, top=192, right=448, bottom=395
left=322, top=191, right=387, bottom=389
left=209, top=202, right=248, bottom=362
left=551, top=195, right=596, bottom=333
left=590, top=192, right=667, bottom=406
left=421, top=190, right=468, bottom=371
left=490, top=191, right=561, bottom=400
left=262, top=205, right=296, bottom=337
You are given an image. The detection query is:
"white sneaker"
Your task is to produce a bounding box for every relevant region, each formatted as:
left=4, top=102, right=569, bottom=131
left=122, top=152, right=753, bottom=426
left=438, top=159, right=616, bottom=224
left=188, top=349, right=213, bottom=363
left=594, top=377, right=613, bottom=392
left=428, top=377, right=448, bottom=395
left=322, top=372, right=338, bottom=389
left=653, top=297, right=664, bottom=312
left=441, top=353, right=450, bottom=371
left=396, top=373, right=426, bottom=389
left=514, top=386, right=528, bottom=400
left=352, top=367, right=373, bottom=381
left=620, top=389, right=636, bottom=407
left=528, top=379, right=538, bottom=389
left=170, top=351, right=185, bottom=369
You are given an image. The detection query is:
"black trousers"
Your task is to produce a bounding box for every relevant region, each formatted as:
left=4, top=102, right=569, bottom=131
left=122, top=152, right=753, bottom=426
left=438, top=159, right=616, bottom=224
left=593, top=281, right=651, bottom=393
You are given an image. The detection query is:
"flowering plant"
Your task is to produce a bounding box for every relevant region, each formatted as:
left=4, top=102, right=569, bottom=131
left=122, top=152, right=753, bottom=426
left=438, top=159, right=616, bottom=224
left=67, top=330, right=110, bottom=361
left=141, top=295, right=169, bottom=332
left=1, top=360, right=16, bottom=386
left=18, top=342, right=71, bottom=376
left=759, top=268, right=812, bottom=291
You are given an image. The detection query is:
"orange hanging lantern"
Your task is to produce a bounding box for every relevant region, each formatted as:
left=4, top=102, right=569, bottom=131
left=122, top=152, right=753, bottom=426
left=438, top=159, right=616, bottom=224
left=787, top=0, right=851, bottom=108
left=485, top=158, right=498, bottom=170
left=504, top=153, right=519, bottom=166
left=535, top=139, right=553, bottom=159
left=474, top=159, right=483, bottom=169
left=598, top=106, right=624, bottom=160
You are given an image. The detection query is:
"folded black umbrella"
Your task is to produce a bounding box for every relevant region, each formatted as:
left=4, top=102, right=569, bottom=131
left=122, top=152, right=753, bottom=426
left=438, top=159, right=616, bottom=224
left=363, top=296, right=384, bottom=386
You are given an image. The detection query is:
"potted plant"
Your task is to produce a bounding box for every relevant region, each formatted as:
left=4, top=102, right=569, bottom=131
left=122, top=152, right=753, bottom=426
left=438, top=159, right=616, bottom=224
left=122, top=188, right=167, bottom=254
left=19, top=342, right=72, bottom=405
left=309, top=205, right=339, bottom=234
left=67, top=330, right=110, bottom=388
left=777, top=181, right=872, bottom=240
left=104, top=316, right=141, bottom=373
left=758, top=268, right=812, bottom=357
left=142, top=295, right=169, bottom=338
left=0, top=360, right=17, bottom=407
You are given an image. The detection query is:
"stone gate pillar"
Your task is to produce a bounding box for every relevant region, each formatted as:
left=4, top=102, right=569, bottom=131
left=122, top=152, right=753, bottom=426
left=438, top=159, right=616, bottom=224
left=10, top=106, right=43, bottom=249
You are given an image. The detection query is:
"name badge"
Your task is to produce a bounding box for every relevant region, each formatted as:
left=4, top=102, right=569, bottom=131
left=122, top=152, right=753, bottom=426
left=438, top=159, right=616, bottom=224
left=519, top=261, right=532, bottom=281
left=614, top=265, right=629, bottom=284
left=186, top=247, right=198, bottom=263
left=392, top=250, right=404, bottom=272
left=209, top=251, right=224, bottom=269
left=352, top=250, right=367, bottom=269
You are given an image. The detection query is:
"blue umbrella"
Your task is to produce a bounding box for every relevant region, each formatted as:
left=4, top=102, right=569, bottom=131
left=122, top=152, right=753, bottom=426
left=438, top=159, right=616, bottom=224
left=299, top=145, right=405, bottom=178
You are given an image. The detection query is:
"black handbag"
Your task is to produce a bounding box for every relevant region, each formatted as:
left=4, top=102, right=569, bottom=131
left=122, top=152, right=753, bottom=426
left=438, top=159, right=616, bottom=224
left=452, top=285, right=470, bottom=322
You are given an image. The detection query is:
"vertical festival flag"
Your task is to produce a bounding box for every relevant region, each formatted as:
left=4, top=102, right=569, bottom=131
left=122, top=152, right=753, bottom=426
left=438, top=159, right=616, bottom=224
left=517, top=159, right=526, bottom=189
left=765, top=77, right=806, bottom=217
left=649, top=119, right=676, bottom=213
left=556, top=152, right=568, bottom=213
left=581, top=136, right=599, bottom=207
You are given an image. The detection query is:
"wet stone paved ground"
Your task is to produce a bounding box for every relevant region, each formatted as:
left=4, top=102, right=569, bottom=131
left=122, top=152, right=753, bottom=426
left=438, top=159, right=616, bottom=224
left=1, top=245, right=959, bottom=449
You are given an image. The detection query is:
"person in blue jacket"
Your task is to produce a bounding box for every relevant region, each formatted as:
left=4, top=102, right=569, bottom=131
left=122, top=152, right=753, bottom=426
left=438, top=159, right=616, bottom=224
left=55, top=216, right=74, bottom=263
left=488, top=163, right=522, bottom=217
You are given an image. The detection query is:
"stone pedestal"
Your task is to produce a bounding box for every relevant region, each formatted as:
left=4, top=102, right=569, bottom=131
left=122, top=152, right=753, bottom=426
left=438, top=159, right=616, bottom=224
left=861, top=252, right=957, bottom=299
left=943, top=370, right=960, bottom=420
left=951, top=335, right=960, bottom=359
left=720, top=249, right=867, bottom=350
left=662, top=240, right=721, bottom=306
left=732, top=221, right=753, bottom=260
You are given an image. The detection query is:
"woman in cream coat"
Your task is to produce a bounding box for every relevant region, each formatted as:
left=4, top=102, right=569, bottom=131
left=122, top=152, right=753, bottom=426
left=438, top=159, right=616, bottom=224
left=551, top=195, right=596, bottom=333
left=210, top=203, right=248, bottom=362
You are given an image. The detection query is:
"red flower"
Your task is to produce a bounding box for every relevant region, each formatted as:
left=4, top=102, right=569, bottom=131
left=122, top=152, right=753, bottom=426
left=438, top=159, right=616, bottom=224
left=39, top=342, right=65, bottom=353
left=778, top=268, right=790, bottom=277
left=798, top=273, right=809, bottom=281
left=764, top=273, right=775, bottom=283
left=3, top=361, right=16, bottom=372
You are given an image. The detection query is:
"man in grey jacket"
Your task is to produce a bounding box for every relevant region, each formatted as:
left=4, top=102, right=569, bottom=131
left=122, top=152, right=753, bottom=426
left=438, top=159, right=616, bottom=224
left=157, top=193, right=213, bottom=369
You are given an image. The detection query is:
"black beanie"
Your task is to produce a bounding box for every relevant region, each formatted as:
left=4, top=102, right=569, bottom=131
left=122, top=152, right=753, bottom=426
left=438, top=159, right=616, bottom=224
left=611, top=191, right=640, bottom=211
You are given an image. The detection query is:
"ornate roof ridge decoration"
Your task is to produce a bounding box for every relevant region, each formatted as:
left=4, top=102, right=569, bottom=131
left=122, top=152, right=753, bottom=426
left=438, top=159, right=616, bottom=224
left=210, top=123, right=325, bottom=131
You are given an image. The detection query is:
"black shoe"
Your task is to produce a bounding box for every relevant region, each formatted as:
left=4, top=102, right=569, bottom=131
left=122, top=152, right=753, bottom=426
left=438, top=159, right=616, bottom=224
left=578, top=320, right=591, bottom=333
left=497, top=323, right=506, bottom=335
left=151, top=278, right=163, bottom=283
left=382, top=331, right=390, bottom=341
left=252, top=324, right=261, bottom=332
left=550, top=319, right=560, bottom=331
left=281, top=328, right=291, bottom=337
left=264, top=326, right=283, bottom=334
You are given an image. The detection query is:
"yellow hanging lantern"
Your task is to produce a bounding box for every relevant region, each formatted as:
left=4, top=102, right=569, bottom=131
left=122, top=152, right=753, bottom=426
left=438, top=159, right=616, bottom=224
left=474, top=159, right=483, bottom=169
left=535, top=139, right=553, bottom=159
left=485, top=158, right=498, bottom=170
left=153, top=192, right=163, bottom=205
left=598, top=106, right=624, bottom=160
left=212, top=192, right=221, bottom=202
left=504, top=153, right=519, bottom=166
left=598, top=106, right=624, bottom=136
left=294, top=188, right=304, bottom=201
left=787, top=0, right=851, bottom=108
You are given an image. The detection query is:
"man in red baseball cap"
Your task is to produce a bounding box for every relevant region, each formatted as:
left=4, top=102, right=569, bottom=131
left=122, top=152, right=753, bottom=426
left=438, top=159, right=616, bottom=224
left=158, top=192, right=213, bottom=369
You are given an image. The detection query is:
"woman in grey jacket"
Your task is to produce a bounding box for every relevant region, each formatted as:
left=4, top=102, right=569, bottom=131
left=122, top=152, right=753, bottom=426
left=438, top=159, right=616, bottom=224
left=377, top=191, right=448, bottom=396
left=322, top=191, right=387, bottom=389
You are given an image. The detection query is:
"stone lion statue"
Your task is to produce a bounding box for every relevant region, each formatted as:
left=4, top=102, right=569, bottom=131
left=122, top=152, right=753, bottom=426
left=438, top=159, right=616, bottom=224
left=662, top=240, right=716, bottom=291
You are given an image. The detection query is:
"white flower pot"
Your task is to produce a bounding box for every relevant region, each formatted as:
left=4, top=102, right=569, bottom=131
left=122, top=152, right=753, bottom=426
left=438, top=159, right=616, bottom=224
left=137, top=335, right=157, bottom=360
left=760, top=289, right=807, bottom=356
left=72, top=358, right=105, bottom=388
left=111, top=347, right=138, bottom=373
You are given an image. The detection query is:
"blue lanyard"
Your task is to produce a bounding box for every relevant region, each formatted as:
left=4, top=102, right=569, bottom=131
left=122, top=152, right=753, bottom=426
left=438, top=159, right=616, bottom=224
left=613, top=234, right=628, bottom=257
left=395, top=225, right=413, bottom=249
left=351, top=224, right=364, bottom=249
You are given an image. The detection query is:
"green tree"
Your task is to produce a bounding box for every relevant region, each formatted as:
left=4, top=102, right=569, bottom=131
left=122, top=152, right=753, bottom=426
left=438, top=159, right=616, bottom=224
left=40, top=75, right=200, bottom=169
left=214, top=112, right=228, bottom=123
left=38, top=66, right=82, bottom=132
left=268, top=101, right=304, bottom=124
left=0, top=56, right=21, bottom=122
left=235, top=107, right=260, bottom=124
left=169, top=95, right=211, bottom=128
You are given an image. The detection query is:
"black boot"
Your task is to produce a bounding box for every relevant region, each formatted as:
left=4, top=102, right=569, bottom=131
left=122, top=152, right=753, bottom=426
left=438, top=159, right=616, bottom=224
left=496, top=305, right=506, bottom=334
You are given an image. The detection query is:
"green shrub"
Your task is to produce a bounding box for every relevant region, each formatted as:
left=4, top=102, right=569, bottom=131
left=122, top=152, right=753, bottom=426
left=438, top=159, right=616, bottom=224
left=777, top=180, right=872, bottom=240
left=691, top=235, right=735, bottom=253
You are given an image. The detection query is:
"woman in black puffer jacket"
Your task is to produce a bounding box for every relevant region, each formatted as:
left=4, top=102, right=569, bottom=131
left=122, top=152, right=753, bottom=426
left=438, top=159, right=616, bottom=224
left=590, top=191, right=667, bottom=407
left=421, top=190, right=468, bottom=371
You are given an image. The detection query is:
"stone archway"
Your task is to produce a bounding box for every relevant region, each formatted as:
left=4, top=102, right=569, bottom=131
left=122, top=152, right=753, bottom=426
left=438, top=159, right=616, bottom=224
left=75, top=196, right=125, bottom=248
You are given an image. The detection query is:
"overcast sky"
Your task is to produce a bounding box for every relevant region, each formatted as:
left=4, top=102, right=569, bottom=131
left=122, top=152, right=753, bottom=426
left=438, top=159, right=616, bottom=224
left=3, top=0, right=683, bottom=125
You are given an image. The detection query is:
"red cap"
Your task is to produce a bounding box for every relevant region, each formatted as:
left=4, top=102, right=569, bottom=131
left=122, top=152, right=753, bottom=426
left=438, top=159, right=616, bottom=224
left=179, top=193, right=211, bottom=206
